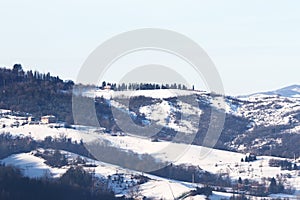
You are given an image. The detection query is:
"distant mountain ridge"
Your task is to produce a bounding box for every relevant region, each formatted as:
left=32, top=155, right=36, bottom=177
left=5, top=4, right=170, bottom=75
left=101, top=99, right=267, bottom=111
left=240, top=84, right=300, bottom=98
left=237, top=84, right=300, bottom=99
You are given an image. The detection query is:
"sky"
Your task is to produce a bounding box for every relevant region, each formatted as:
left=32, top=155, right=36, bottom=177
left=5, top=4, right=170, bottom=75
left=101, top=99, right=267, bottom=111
left=0, top=0, right=299, bottom=95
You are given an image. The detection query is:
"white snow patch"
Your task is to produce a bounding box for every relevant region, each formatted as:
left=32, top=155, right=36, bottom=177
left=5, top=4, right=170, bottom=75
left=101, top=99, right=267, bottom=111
left=1, top=152, right=66, bottom=178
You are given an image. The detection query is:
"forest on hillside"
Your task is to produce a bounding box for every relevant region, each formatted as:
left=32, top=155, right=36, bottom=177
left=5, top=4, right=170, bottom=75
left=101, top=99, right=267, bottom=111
left=0, top=64, right=74, bottom=123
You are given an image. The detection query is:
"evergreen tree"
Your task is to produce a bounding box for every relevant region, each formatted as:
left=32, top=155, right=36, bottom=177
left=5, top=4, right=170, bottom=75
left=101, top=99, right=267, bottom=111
left=238, top=177, right=242, bottom=184
left=293, top=163, right=298, bottom=170
left=269, top=177, right=277, bottom=193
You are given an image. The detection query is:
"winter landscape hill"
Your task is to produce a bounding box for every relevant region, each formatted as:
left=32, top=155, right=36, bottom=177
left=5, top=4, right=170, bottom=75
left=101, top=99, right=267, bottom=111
left=0, top=65, right=300, bottom=199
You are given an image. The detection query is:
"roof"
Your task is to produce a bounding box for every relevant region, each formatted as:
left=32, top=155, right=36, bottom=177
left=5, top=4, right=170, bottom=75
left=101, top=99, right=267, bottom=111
left=41, top=115, right=56, bottom=118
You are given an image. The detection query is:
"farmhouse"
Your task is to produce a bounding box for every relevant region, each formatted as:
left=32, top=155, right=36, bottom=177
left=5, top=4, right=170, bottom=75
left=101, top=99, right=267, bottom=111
left=41, top=115, right=56, bottom=124
left=28, top=116, right=36, bottom=122
left=103, top=85, right=111, bottom=90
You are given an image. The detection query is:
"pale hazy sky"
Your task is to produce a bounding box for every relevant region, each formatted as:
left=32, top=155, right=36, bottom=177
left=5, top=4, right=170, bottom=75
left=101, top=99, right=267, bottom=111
left=0, top=0, right=299, bottom=95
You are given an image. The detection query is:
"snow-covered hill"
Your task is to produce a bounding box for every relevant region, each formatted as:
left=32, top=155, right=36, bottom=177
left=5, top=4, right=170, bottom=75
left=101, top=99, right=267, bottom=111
left=2, top=134, right=299, bottom=199
left=88, top=87, right=300, bottom=129
left=108, top=89, right=300, bottom=158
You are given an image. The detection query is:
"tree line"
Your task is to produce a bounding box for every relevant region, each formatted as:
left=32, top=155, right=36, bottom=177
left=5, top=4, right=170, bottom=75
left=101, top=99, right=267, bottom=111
left=100, top=81, right=191, bottom=91
left=0, top=133, right=92, bottom=160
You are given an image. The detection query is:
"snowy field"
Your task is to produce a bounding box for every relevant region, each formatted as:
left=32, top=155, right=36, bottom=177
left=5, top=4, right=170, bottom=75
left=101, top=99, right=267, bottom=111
left=95, top=133, right=300, bottom=193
